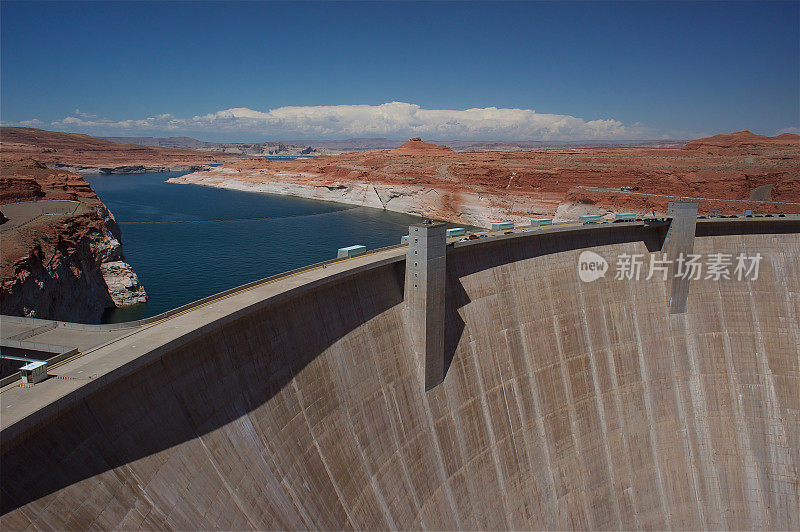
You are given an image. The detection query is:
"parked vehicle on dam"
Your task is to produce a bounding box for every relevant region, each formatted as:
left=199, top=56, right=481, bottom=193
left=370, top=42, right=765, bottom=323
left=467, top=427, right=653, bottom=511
left=19, top=360, right=48, bottom=385
left=490, top=221, right=514, bottom=231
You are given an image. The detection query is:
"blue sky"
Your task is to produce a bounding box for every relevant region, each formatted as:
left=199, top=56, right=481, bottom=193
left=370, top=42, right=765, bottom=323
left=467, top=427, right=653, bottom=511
left=2, top=1, right=798, bottom=141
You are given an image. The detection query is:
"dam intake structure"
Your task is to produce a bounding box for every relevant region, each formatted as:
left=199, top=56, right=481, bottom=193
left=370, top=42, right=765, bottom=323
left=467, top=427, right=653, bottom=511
left=1, top=215, right=799, bottom=530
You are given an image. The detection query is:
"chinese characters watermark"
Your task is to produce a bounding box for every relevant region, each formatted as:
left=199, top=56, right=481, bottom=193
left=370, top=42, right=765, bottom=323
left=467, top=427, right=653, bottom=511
left=578, top=251, right=762, bottom=282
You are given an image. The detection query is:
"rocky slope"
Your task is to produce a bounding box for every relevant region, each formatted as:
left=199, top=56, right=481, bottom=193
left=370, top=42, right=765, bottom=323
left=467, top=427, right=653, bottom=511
left=169, top=132, right=800, bottom=227
left=1, top=158, right=146, bottom=323
left=0, top=127, right=242, bottom=174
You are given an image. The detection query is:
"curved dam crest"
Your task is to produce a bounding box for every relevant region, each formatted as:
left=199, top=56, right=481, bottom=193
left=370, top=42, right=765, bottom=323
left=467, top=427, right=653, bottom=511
left=1, top=220, right=799, bottom=530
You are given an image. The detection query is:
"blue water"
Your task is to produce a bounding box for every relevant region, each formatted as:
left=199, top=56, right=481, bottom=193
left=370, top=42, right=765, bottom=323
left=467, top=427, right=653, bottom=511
left=87, top=172, right=424, bottom=323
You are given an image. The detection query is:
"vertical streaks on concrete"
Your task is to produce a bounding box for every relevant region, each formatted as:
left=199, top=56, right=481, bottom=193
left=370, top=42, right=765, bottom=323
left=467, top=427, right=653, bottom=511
left=2, top=231, right=798, bottom=530
left=577, top=281, right=624, bottom=529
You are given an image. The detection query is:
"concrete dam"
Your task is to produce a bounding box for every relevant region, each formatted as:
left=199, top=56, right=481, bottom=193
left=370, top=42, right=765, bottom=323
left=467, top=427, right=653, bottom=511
left=1, top=215, right=799, bottom=530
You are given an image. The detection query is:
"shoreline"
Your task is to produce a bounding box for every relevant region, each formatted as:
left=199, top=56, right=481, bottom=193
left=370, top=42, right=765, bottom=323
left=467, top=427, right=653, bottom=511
left=165, top=169, right=575, bottom=227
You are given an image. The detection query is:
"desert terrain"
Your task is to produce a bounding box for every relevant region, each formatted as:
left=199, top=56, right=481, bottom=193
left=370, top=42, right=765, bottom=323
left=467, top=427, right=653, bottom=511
left=1, top=127, right=242, bottom=174
left=170, top=132, right=800, bottom=227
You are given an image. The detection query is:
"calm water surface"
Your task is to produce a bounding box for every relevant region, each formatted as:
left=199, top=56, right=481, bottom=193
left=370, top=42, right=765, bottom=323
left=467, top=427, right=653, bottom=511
left=87, top=172, right=424, bottom=323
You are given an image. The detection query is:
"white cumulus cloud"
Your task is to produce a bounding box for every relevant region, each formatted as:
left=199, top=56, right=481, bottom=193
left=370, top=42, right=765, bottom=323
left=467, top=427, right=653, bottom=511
left=8, top=101, right=653, bottom=140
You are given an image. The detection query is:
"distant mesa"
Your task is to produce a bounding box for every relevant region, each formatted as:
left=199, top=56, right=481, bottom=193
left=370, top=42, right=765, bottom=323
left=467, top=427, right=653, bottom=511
left=395, top=137, right=454, bottom=153
left=0, top=127, right=239, bottom=173
left=683, top=130, right=800, bottom=150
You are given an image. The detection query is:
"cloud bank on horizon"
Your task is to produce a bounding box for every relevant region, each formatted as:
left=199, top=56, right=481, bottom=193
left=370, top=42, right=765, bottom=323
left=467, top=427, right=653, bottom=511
left=11, top=101, right=656, bottom=141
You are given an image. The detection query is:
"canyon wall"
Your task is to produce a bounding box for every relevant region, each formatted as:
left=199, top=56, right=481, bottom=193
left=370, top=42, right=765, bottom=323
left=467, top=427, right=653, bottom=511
left=2, top=226, right=798, bottom=529
left=1, top=203, right=147, bottom=323
left=1, top=159, right=146, bottom=323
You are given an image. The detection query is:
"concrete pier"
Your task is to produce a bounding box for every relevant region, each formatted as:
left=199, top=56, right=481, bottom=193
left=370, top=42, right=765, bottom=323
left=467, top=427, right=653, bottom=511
left=663, top=200, right=699, bottom=313
left=404, top=222, right=446, bottom=390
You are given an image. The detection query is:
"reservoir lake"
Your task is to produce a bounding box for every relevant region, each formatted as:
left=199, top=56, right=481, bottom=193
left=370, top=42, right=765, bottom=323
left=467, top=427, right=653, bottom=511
left=88, top=171, right=424, bottom=323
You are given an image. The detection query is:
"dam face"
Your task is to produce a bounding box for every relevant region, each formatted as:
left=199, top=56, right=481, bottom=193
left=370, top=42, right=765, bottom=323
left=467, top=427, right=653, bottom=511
left=1, top=225, right=799, bottom=530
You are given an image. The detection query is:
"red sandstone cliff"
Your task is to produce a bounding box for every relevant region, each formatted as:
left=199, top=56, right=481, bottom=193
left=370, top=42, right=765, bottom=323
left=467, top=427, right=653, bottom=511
left=1, top=157, right=147, bottom=322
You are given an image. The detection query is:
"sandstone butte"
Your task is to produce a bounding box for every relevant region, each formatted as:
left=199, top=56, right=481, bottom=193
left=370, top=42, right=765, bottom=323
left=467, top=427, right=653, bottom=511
left=170, top=131, right=800, bottom=227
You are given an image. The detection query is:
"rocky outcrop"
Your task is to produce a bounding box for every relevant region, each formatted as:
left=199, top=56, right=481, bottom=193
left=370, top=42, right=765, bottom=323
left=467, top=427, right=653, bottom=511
left=0, top=176, right=45, bottom=203
left=1, top=159, right=147, bottom=323
left=1, top=202, right=147, bottom=322
left=1, top=206, right=146, bottom=322
left=100, top=261, right=148, bottom=306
